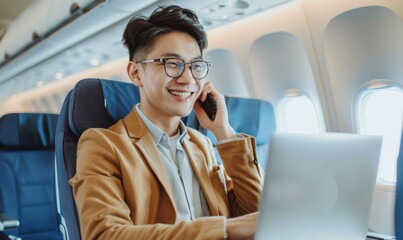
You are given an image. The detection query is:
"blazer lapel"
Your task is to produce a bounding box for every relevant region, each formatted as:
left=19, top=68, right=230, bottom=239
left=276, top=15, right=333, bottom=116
left=182, top=137, right=219, bottom=216
left=123, top=108, right=175, bottom=211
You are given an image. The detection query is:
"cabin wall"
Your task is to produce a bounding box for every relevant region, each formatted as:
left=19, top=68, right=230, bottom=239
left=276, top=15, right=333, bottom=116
left=207, top=0, right=403, bottom=133
left=205, top=1, right=403, bottom=234
left=207, top=0, right=327, bottom=129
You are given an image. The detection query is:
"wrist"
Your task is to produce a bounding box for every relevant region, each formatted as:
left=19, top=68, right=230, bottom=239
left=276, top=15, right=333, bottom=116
left=211, top=125, right=236, bottom=142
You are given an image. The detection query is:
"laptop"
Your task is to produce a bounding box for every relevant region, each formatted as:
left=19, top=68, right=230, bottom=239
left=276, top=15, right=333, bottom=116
left=255, top=133, right=382, bottom=240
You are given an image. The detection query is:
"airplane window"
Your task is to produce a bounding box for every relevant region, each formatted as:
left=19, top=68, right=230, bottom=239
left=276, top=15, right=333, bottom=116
left=357, top=87, right=403, bottom=184
left=278, top=94, right=321, bottom=134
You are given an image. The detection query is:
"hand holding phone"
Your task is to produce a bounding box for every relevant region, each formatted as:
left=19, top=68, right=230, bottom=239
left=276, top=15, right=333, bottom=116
left=198, top=93, right=217, bottom=121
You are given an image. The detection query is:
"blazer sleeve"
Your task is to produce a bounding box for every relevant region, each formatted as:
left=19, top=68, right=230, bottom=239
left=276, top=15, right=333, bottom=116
left=216, top=134, right=264, bottom=217
left=69, top=128, right=227, bottom=240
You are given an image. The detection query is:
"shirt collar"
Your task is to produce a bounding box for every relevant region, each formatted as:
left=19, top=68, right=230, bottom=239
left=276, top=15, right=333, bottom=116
left=135, top=104, right=187, bottom=145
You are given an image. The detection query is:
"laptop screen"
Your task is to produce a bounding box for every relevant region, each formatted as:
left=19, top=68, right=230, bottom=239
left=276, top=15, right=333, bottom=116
left=255, top=133, right=382, bottom=240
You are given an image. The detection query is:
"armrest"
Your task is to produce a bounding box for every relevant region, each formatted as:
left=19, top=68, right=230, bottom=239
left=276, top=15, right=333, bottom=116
left=0, top=213, right=19, bottom=231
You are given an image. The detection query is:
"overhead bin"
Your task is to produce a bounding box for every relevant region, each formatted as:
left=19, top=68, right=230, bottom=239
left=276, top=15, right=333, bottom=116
left=0, top=0, right=98, bottom=60
left=47, top=0, right=95, bottom=31
left=0, top=0, right=50, bottom=58
left=0, top=0, right=158, bottom=84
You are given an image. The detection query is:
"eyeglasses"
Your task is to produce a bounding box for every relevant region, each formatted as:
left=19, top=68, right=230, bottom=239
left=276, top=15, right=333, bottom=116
left=136, top=58, right=212, bottom=80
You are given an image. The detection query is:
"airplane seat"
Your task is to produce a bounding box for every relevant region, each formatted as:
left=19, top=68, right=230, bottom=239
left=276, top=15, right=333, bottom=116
left=55, top=78, right=140, bottom=240
left=396, top=128, right=403, bottom=239
left=54, top=78, right=203, bottom=239
left=0, top=113, right=62, bottom=240
left=55, top=78, right=276, bottom=239
left=204, top=96, right=276, bottom=169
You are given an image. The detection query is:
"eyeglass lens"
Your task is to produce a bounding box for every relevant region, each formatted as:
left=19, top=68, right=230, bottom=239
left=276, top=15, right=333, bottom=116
left=164, top=59, right=209, bottom=80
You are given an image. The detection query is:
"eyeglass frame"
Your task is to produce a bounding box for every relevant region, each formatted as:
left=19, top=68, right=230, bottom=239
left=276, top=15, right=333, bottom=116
left=135, top=58, right=212, bottom=80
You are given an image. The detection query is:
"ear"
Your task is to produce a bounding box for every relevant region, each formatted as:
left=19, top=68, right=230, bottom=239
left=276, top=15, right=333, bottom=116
left=127, top=61, right=143, bottom=87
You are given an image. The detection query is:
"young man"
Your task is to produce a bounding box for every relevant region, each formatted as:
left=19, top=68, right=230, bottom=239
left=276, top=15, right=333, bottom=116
left=70, top=5, right=263, bottom=240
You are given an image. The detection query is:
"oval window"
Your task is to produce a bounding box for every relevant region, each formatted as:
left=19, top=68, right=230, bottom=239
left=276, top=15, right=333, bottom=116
left=357, top=86, right=403, bottom=184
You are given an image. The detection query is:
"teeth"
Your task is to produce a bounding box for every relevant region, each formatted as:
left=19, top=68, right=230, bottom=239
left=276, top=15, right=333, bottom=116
left=169, top=91, right=192, bottom=98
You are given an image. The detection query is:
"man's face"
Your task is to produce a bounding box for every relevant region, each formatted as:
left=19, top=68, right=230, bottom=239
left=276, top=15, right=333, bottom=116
left=133, top=32, right=205, bottom=121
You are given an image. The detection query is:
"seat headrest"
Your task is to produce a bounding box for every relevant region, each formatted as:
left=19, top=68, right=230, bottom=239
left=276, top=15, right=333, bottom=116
left=68, top=79, right=140, bottom=136
left=101, top=79, right=141, bottom=121
left=0, top=113, right=58, bottom=149
left=206, top=96, right=276, bottom=145
left=226, top=97, right=275, bottom=144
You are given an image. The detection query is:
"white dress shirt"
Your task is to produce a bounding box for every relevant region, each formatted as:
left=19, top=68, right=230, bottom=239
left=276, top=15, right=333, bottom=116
left=136, top=105, right=210, bottom=221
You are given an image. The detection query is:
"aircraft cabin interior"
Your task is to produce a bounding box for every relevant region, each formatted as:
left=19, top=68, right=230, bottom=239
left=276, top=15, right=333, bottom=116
left=0, top=0, right=402, bottom=239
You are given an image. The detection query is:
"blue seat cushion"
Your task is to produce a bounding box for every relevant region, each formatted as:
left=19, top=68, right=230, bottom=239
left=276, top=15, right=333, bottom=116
left=0, top=113, right=61, bottom=240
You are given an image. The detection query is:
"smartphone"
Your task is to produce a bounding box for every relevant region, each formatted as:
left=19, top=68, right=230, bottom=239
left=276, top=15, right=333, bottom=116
left=198, top=93, right=217, bottom=121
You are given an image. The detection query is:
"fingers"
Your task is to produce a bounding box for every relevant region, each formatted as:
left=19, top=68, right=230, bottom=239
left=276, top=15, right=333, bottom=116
left=193, top=100, right=202, bottom=113
left=199, top=81, right=215, bottom=102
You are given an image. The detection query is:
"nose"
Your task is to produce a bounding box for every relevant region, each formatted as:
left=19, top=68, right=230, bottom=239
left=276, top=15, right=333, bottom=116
left=177, top=63, right=195, bottom=84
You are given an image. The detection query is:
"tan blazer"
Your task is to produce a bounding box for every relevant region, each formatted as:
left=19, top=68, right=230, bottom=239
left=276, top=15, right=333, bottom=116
left=70, top=108, right=263, bottom=240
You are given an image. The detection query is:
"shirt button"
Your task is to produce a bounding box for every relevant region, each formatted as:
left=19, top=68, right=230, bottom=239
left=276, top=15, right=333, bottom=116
left=253, top=159, right=258, bottom=165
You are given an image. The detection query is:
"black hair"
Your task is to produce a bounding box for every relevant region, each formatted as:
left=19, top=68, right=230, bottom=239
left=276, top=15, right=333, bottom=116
left=122, top=5, right=208, bottom=61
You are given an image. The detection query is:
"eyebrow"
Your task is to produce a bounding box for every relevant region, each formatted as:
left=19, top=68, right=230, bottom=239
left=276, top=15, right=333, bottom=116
left=160, top=52, right=203, bottom=61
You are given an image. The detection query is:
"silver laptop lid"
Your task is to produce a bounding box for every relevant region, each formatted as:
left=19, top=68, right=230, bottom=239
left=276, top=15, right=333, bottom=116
left=256, top=133, right=382, bottom=240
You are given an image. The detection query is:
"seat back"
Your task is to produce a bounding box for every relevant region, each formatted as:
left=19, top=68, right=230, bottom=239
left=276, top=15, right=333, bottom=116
left=396, top=129, right=403, bottom=239
left=0, top=113, right=62, bottom=240
left=55, top=79, right=140, bottom=240
left=205, top=96, right=276, bottom=169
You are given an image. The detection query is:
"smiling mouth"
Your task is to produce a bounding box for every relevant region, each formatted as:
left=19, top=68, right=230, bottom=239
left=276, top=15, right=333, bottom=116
left=169, top=90, right=194, bottom=98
